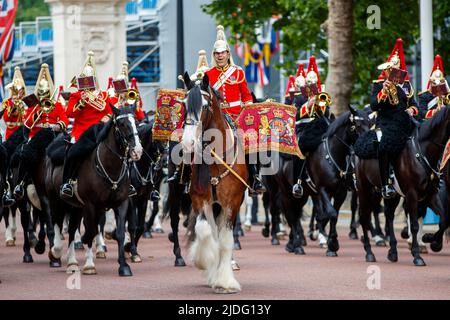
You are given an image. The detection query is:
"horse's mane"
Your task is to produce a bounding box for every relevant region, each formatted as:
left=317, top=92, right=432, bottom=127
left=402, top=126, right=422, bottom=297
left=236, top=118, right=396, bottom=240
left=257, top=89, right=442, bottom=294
left=96, top=120, right=113, bottom=143
left=325, top=111, right=350, bottom=138
left=186, top=85, right=203, bottom=120
left=419, top=106, right=450, bottom=142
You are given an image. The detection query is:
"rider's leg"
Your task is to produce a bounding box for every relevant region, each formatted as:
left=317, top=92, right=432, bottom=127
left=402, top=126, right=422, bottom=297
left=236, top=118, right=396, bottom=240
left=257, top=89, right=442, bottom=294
left=378, top=150, right=396, bottom=199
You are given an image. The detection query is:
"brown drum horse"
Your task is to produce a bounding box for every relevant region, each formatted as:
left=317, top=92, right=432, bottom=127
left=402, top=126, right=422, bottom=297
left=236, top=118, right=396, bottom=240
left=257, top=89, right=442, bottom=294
left=181, top=72, right=247, bottom=293
left=357, top=106, right=450, bottom=266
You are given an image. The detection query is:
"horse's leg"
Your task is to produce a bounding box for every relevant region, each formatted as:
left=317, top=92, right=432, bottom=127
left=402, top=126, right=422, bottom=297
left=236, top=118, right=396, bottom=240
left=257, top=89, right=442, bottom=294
left=133, top=196, right=147, bottom=254
left=35, top=209, right=47, bottom=255
left=309, top=206, right=318, bottom=240
left=114, top=200, right=133, bottom=276
left=261, top=192, right=270, bottom=238
left=322, top=190, right=340, bottom=257
left=359, top=185, right=376, bottom=262
left=384, top=196, right=400, bottom=262
left=103, top=210, right=116, bottom=240
left=287, top=211, right=305, bottom=255
left=189, top=210, right=220, bottom=286
left=98, top=213, right=107, bottom=252
left=169, top=188, right=186, bottom=267
left=404, top=194, right=426, bottom=266
left=423, top=192, right=449, bottom=253
left=19, top=204, right=33, bottom=263
left=48, top=213, right=64, bottom=268
left=269, top=204, right=280, bottom=245
left=349, top=190, right=358, bottom=240
left=312, top=194, right=328, bottom=248
left=81, top=207, right=100, bottom=275
left=125, top=198, right=141, bottom=263
left=212, top=210, right=241, bottom=294
left=4, top=207, right=16, bottom=246
left=66, top=210, right=81, bottom=273
left=232, top=215, right=241, bottom=250
left=243, top=191, right=252, bottom=231
left=144, top=198, right=157, bottom=239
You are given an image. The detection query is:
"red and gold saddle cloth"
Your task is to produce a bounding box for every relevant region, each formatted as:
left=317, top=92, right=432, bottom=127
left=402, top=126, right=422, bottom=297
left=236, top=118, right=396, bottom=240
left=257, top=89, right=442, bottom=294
left=235, top=101, right=304, bottom=159
left=152, top=89, right=186, bottom=142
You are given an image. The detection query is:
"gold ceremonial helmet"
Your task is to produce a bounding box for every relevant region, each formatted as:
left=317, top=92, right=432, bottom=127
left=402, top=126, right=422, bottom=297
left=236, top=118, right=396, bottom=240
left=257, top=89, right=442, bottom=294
left=6, top=66, right=26, bottom=98
left=117, top=61, right=129, bottom=84
left=295, top=74, right=306, bottom=90
left=35, top=63, right=54, bottom=99
left=191, top=50, right=209, bottom=81
left=430, top=67, right=445, bottom=86
left=377, top=51, right=401, bottom=71
left=79, top=51, right=99, bottom=89
left=306, top=70, right=318, bottom=85
left=211, top=25, right=235, bottom=66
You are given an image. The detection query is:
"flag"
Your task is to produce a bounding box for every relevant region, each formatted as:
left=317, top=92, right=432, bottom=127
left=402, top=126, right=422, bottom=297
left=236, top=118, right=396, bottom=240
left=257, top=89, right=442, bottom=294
left=0, top=0, right=18, bottom=101
left=235, top=17, right=279, bottom=88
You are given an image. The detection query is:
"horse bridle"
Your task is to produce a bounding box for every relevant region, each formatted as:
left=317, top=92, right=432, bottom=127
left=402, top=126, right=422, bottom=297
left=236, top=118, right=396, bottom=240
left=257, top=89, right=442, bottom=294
left=184, top=86, right=213, bottom=128
left=323, top=113, right=365, bottom=178
left=95, top=112, right=138, bottom=190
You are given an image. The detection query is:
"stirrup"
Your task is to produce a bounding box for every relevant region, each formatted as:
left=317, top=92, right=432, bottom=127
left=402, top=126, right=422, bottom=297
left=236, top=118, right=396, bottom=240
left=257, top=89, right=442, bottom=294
left=129, top=185, right=137, bottom=197
left=60, top=181, right=74, bottom=198
left=253, top=176, right=266, bottom=194
left=150, top=190, right=160, bottom=201
left=2, top=193, right=15, bottom=207
left=292, top=182, right=303, bottom=198
left=381, top=185, right=396, bottom=199
left=13, top=183, right=25, bottom=200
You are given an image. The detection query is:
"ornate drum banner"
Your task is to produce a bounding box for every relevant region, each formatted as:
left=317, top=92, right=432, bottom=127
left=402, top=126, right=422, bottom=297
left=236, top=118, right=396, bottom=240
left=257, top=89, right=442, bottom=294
left=236, top=101, right=304, bottom=159
left=152, top=89, right=186, bottom=142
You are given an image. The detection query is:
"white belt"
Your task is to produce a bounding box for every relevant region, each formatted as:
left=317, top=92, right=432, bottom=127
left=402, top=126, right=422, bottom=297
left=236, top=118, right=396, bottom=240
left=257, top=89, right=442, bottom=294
left=222, top=101, right=241, bottom=108
left=35, top=123, right=57, bottom=128
left=5, top=122, right=21, bottom=126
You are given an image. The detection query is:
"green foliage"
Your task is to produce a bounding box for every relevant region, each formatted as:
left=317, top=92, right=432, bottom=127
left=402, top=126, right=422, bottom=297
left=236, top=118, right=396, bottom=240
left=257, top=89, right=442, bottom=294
left=203, top=0, right=449, bottom=103
left=15, top=0, right=50, bottom=23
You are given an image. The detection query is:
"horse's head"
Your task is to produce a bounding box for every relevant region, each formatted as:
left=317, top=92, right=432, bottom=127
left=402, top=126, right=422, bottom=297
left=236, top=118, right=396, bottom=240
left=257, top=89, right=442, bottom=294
left=347, top=104, right=370, bottom=143
left=111, top=105, right=143, bottom=161
left=181, top=71, right=214, bottom=154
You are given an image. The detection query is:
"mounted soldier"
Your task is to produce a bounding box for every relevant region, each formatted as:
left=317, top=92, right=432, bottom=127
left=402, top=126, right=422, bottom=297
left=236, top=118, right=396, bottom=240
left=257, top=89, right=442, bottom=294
left=291, top=55, right=333, bottom=198
left=11, top=63, right=69, bottom=199
left=107, top=62, right=146, bottom=122
left=0, top=66, right=27, bottom=206
left=205, top=25, right=265, bottom=195
left=60, top=51, right=114, bottom=199
left=418, top=54, right=449, bottom=120
left=284, top=64, right=308, bottom=120
left=370, top=38, right=419, bottom=199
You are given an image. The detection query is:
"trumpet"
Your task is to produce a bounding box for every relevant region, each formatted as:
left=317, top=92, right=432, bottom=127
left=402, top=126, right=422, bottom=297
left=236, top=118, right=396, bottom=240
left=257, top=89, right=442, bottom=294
left=385, top=81, right=399, bottom=105
left=310, top=92, right=331, bottom=117
left=40, top=98, right=55, bottom=113
left=80, top=89, right=106, bottom=111
left=126, top=89, right=139, bottom=103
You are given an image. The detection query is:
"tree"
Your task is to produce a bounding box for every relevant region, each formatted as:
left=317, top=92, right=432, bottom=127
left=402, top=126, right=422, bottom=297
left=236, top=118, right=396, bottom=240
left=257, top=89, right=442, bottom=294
left=15, top=0, right=50, bottom=23
left=203, top=1, right=448, bottom=114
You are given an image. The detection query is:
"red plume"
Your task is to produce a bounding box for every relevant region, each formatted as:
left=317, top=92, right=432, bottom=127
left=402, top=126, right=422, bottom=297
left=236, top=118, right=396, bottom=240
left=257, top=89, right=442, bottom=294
left=285, top=75, right=295, bottom=97
left=307, top=56, right=322, bottom=91
left=378, top=38, right=410, bottom=80
left=427, top=54, right=444, bottom=90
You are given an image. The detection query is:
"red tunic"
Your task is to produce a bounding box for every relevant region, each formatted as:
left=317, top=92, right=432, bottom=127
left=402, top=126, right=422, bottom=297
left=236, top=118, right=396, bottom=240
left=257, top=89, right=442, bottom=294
left=205, top=65, right=252, bottom=119
left=24, top=102, right=69, bottom=139
left=2, top=99, right=26, bottom=140
left=66, top=91, right=113, bottom=141
left=109, top=96, right=145, bottom=121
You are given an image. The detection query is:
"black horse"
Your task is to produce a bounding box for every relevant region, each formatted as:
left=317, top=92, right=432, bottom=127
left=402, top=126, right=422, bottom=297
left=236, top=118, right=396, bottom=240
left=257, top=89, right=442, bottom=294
left=357, top=106, right=450, bottom=265
left=306, top=106, right=370, bottom=256
left=45, top=105, right=143, bottom=276
left=125, top=121, right=163, bottom=262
